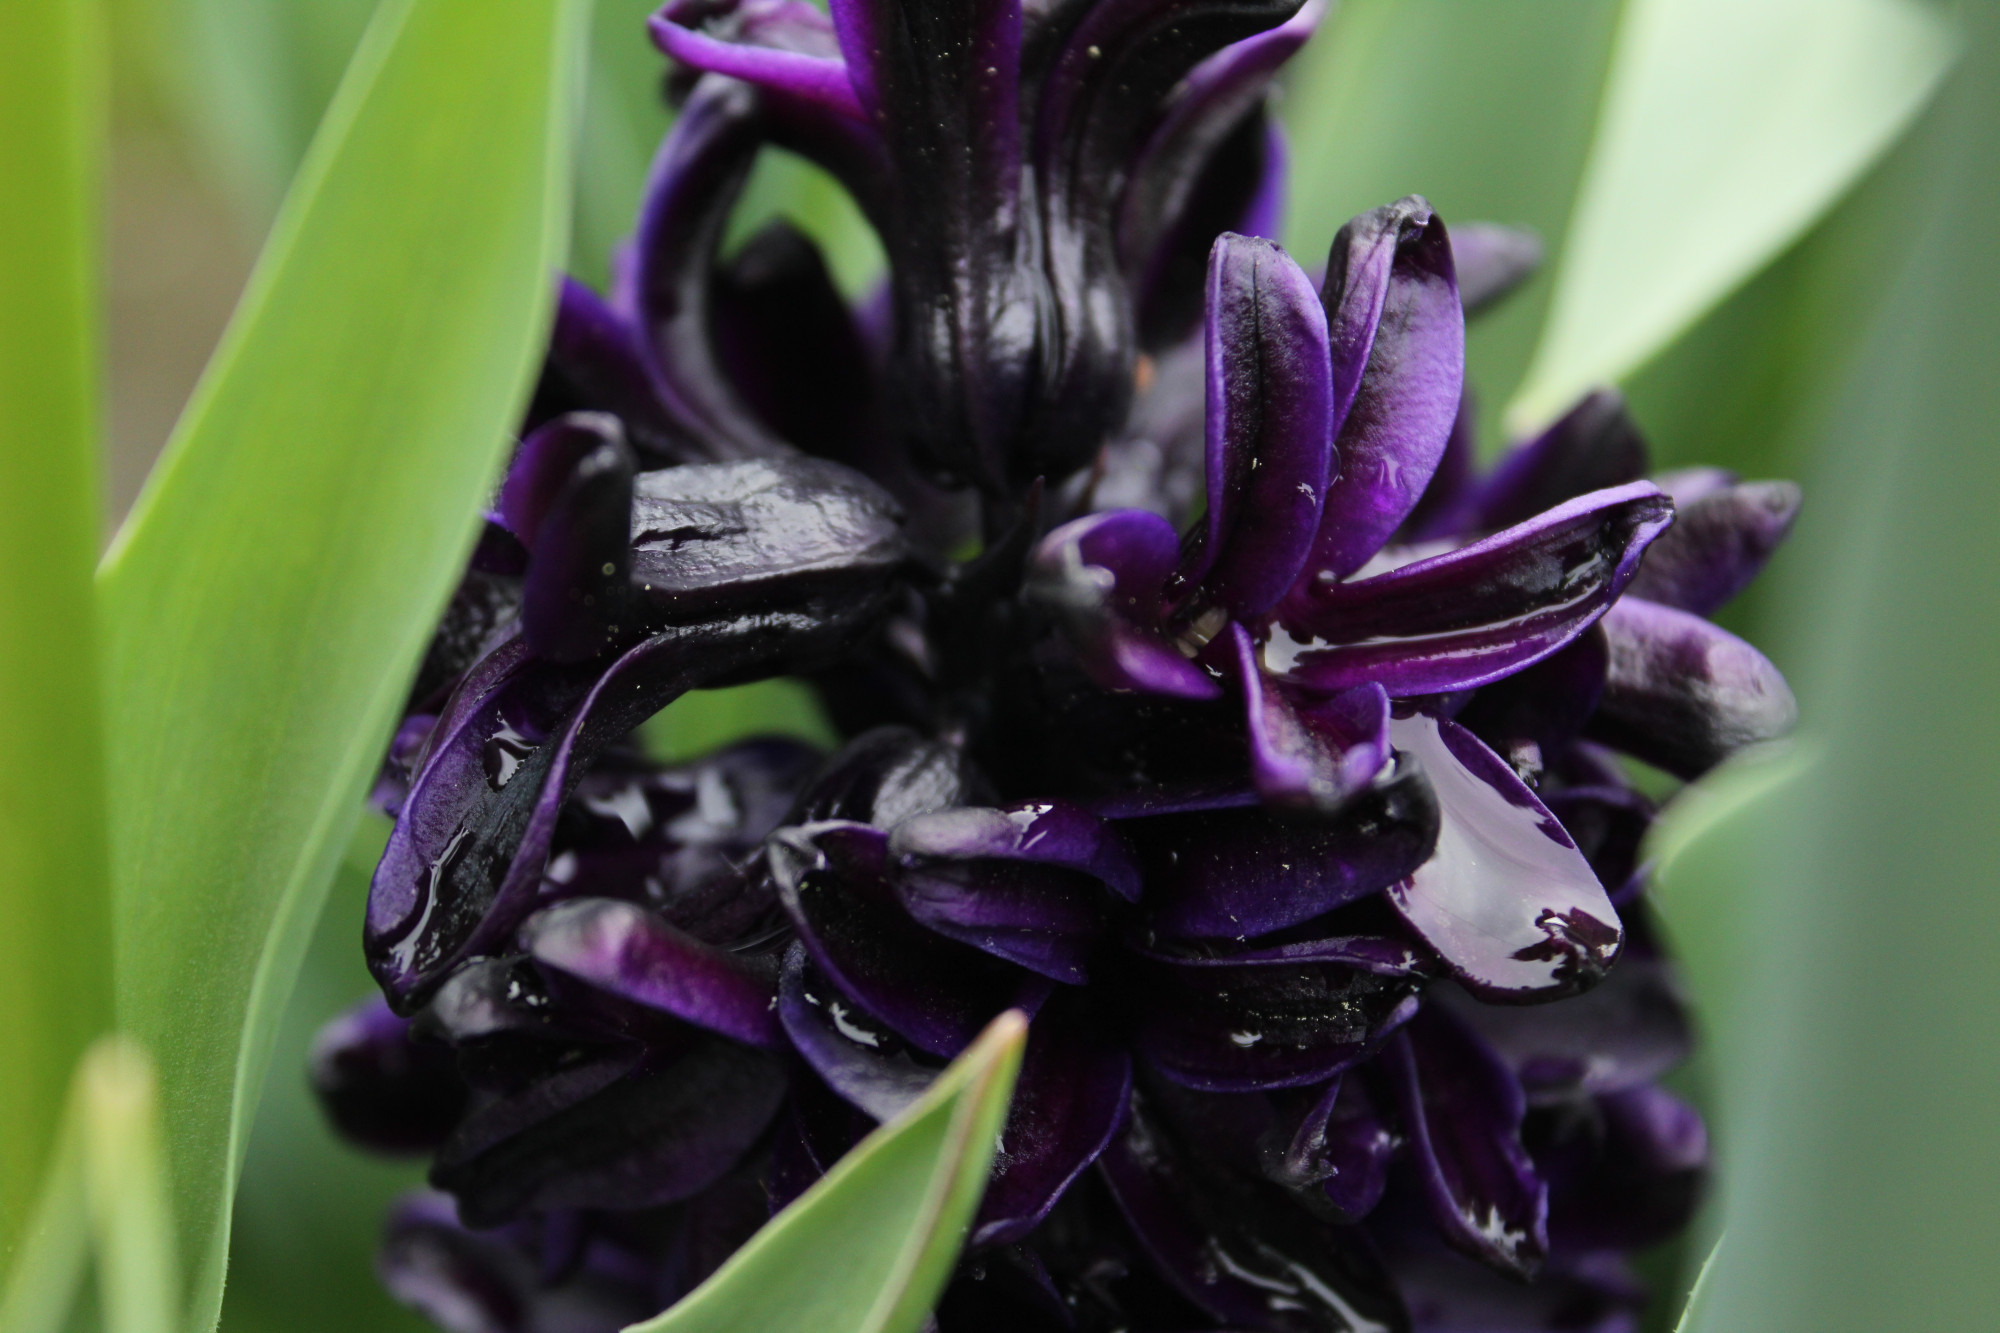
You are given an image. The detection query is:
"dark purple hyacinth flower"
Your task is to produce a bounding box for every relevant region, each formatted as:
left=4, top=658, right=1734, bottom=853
left=312, top=3, right=1801, bottom=1331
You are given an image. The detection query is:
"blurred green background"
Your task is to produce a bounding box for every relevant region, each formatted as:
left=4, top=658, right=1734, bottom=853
left=73, top=0, right=1997, bottom=1329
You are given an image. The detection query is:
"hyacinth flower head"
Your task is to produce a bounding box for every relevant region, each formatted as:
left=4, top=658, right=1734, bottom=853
left=311, top=2, right=1802, bottom=1330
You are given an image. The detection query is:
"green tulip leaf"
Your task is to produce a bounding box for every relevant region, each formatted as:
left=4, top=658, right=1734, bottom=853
left=1507, top=0, right=1954, bottom=431
left=626, top=1011, right=1026, bottom=1333
left=94, top=1, right=588, bottom=1327
left=0, top=0, right=115, bottom=1275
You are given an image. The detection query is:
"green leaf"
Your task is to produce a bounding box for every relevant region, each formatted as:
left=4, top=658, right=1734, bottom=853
left=1506, top=0, right=1955, bottom=431
left=627, top=1011, right=1027, bottom=1333
left=0, top=0, right=115, bottom=1275
left=1651, top=11, right=2000, bottom=1325
left=94, top=2, right=589, bottom=1327
left=1671, top=1237, right=1723, bottom=1333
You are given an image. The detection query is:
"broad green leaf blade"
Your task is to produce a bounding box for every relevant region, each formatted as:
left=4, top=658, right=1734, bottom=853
left=1506, top=0, right=1955, bottom=431
left=1662, top=12, right=2000, bottom=1325
left=0, top=1090, right=88, bottom=1333
left=95, top=1, right=589, bottom=1327
left=628, top=1011, right=1027, bottom=1333
left=78, top=1038, right=180, bottom=1333
left=0, top=0, right=115, bottom=1274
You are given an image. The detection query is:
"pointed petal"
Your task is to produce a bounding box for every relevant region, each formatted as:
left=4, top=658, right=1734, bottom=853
left=768, top=822, right=1039, bottom=1056
left=431, top=1038, right=787, bottom=1225
left=629, top=77, right=796, bottom=459
left=1308, top=198, right=1465, bottom=579
left=1127, top=755, right=1438, bottom=939
left=519, top=898, right=782, bottom=1047
left=1445, top=389, right=1649, bottom=536
left=1386, top=714, right=1623, bottom=1002
left=1452, top=223, right=1544, bottom=315
left=1381, top=1004, right=1548, bottom=1278
left=1584, top=596, right=1798, bottom=777
left=777, top=944, right=938, bottom=1122
left=1625, top=478, right=1801, bottom=615
left=1029, top=510, right=1222, bottom=699
left=1179, top=234, right=1334, bottom=618
left=1130, top=935, right=1425, bottom=1090
left=1273, top=482, right=1674, bottom=696
left=650, top=0, right=864, bottom=120
left=1228, top=623, right=1390, bottom=810
left=975, top=996, right=1132, bottom=1244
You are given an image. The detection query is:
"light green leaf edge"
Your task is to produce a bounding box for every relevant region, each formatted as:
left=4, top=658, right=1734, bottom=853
left=0, top=0, right=116, bottom=1275
left=1506, top=0, right=1955, bottom=432
left=94, top=2, right=590, bottom=1327
left=0, top=1036, right=181, bottom=1333
left=1671, top=1235, right=1723, bottom=1333
left=627, top=1010, right=1027, bottom=1333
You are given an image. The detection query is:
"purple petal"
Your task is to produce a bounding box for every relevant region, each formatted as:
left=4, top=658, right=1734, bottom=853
left=1178, top=234, right=1334, bottom=619
left=1272, top=482, right=1674, bottom=696
left=1386, top=714, right=1623, bottom=1002
left=791, top=728, right=983, bottom=829
left=1307, top=197, right=1465, bottom=580
left=535, top=279, right=695, bottom=465
left=768, top=822, right=1040, bottom=1057
left=1129, top=935, right=1425, bottom=1091
left=1541, top=782, right=1654, bottom=905
left=1537, top=1085, right=1709, bottom=1253
left=511, top=419, right=635, bottom=664
left=308, top=997, right=467, bottom=1156
left=1097, top=1097, right=1408, bottom=1329
left=1435, top=953, right=1691, bottom=1105
left=629, top=77, right=797, bottom=460
left=1125, top=755, right=1438, bottom=939
left=1381, top=1004, right=1548, bottom=1278
left=1228, top=623, right=1390, bottom=811
left=1625, top=478, right=1801, bottom=615
left=369, top=616, right=882, bottom=1010
left=1454, top=626, right=1610, bottom=764
left=1451, top=223, right=1543, bottom=315
left=889, top=860, right=1106, bottom=984
left=650, top=0, right=864, bottom=121
left=1399, top=386, right=1478, bottom=542
left=432, top=1037, right=787, bottom=1225
left=1311, top=1077, right=1398, bottom=1221
left=519, top=898, right=782, bottom=1047
left=1439, top=389, right=1650, bottom=537
left=1584, top=596, right=1798, bottom=778
left=777, top=944, right=938, bottom=1122
left=1028, top=510, right=1222, bottom=699
left=890, top=799, right=1141, bottom=901
left=974, top=995, right=1132, bottom=1245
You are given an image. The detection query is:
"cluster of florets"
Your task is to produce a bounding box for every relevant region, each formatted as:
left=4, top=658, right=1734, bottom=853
left=310, top=2, right=1800, bottom=1330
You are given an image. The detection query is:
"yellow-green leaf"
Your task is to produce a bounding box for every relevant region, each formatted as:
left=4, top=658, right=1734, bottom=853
left=95, top=1, right=589, bottom=1326
left=626, top=1011, right=1026, bottom=1333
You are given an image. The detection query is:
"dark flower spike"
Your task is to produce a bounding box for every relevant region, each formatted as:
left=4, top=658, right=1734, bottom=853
left=431, top=1037, right=787, bottom=1225
left=628, top=75, right=796, bottom=460
left=650, top=0, right=865, bottom=121
left=1448, top=223, right=1543, bottom=315
left=1272, top=483, right=1674, bottom=697
left=518, top=898, right=783, bottom=1048
left=1228, top=622, right=1391, bottom=812
left=1029, top=509, right=1222, bottom=699
left=1307, top=197, right=1465, bottom=581
left=1584, top=596, right=1798, bottom=779
left=975, top=994, right=1133, bottom=1245
left=1623, top=477, right=1802, bottom=616
left=1098, top=1097, right=1411, bottom=1332
left=778, top=943, right=938, bottom=1122
left=768, top=821, right=1040, bottom=1056
left=501, top=415, right=636, bottom=663
left=1179, top=233, right=1335, bottom=621
left=1130, top=934, right=1426, bottom=1091
left=1386, top=713, right=1623, bottom=1003
left=1125, top=756, right=1438, bottom=939
left=1382, top=1004, right=1548, bottom=1279
left=309, top=997, right=469, bottom=1156
left=1428, top=389, right=1649, bottom=539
